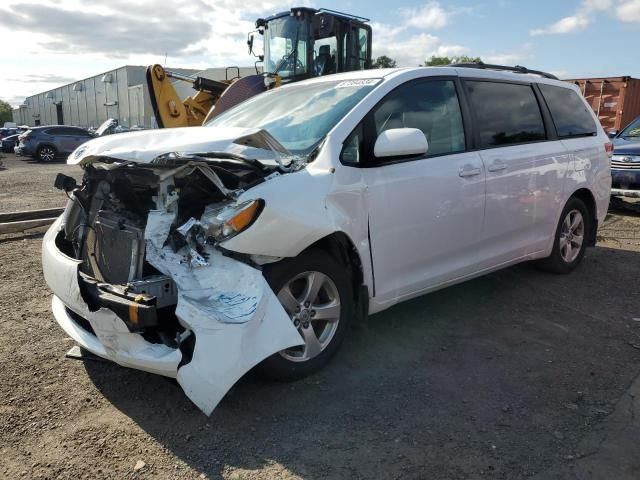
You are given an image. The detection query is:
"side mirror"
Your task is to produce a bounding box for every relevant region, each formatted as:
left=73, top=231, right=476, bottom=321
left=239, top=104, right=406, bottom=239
left=607, top=130, right=618, bottom=139
left=247, top=34, right=255, bottom=55
left=374, top=128, right=428, bottom=158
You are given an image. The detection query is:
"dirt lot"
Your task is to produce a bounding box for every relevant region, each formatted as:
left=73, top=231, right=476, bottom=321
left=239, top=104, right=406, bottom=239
left=1, top=153, right=639, bottom=479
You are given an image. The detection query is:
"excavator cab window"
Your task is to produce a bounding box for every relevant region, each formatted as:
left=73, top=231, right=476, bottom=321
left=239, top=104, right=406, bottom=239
left=262, top=8, right=372, bottom=82
left=314, top=38, right=337, bottom=76
left=343, top=27, right=369, bottom=71
left=264, top=14, right=309, bottom=80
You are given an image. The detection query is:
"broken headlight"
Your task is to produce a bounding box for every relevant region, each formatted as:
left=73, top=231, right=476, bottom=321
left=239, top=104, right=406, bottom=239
left=201, top=199, right=263, bottom=242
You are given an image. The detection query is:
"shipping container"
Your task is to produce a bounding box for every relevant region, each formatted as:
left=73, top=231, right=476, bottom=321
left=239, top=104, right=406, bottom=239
left=566, top=76, right=640, bottom=133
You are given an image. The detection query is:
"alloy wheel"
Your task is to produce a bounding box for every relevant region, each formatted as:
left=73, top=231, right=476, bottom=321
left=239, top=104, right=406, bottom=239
left=39, top=147, right=55, bottom=162
left=559, top=209, right=584, bottom=263
left=276, top=271, right=341, bottom=362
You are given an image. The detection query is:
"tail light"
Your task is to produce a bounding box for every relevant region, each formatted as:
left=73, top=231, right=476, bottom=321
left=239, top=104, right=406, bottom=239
left=605, top=142, right=613, bottom=158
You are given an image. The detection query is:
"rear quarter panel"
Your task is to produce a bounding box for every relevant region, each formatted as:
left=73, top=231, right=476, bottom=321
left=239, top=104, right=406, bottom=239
left=537, top=80, right=611, bottom=234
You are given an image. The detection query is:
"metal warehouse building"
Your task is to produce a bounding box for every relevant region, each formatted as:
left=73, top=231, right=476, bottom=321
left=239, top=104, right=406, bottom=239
left=12, top=65, right=258, bottom=129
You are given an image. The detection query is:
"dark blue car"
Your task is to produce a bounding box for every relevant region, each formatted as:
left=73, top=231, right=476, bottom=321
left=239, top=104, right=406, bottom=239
left=15, top=125, right=94, bottom=162
left=1, top=133, right=20, bottom=153
left=611, top=116, right=640, bottom=198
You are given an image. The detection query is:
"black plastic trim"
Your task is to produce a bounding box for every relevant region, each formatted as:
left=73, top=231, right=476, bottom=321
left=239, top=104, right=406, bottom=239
left=453, top=63, right=559, bottom=80
left=366, top=216, right=376, bottom=297
left=532, top=83, right=559, bottom=142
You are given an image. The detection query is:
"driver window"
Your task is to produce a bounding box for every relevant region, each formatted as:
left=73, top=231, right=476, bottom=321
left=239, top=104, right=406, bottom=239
left=373, top=80, right=465, bottom=157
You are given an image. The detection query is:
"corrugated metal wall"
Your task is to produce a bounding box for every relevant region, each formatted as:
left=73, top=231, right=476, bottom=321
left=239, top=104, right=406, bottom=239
left=12, top=66, right=162, bottom=129
left=12, top=65, right=257, bottom=129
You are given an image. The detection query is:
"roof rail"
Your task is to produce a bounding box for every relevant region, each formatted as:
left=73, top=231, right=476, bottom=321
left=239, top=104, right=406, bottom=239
left=452, top=62, right=559, bottom=80
left=318, top=8, right=370, bottom=23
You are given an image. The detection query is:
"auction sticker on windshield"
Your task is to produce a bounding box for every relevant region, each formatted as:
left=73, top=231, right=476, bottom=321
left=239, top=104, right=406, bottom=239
left=336, top=79, right=381, bottom=88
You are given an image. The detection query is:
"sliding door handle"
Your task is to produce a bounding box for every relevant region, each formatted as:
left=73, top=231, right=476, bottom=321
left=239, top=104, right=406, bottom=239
left=487, top=160, right=508, bottom=172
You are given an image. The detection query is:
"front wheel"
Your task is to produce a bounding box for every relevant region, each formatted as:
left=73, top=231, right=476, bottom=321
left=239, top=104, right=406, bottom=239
left=539, top=197, right=590, bottom=274
left=259, top=248, right=353, bottom=381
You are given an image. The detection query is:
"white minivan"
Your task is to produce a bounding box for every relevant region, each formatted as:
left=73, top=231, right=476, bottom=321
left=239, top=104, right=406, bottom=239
left=43, top=65, right=611, bottom=414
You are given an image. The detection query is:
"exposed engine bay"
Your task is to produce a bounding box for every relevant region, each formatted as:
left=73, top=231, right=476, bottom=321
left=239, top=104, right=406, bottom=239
left=48, top=151, right=304, bottom=414
left=57, top=155, right=274, bottom=338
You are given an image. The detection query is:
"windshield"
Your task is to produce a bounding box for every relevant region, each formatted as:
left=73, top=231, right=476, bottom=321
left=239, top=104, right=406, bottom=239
left=620, top=117, right=640, bottom=139
left=264, top=16, right=309, bottom=79
left=205, top=79, right=379, bottom=154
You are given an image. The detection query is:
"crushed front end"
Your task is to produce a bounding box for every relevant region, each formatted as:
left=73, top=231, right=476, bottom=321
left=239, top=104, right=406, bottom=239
left=42, top=153, right=302, bottom=414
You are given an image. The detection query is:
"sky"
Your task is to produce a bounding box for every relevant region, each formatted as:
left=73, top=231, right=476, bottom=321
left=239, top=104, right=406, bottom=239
left=1, top=0, right=639, bottom=108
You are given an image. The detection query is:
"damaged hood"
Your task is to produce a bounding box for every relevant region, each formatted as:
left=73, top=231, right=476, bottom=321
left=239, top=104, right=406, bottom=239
left=68, top=126, right=291, bottom=165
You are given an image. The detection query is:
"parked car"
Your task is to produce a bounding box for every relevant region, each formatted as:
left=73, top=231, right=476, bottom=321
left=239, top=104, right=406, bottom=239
left=1, top=133, right=20, bottom=153
left=43, top=66, right=611, bottom=415
left=0, top=128, right=17, bottom=140
left=15, top=120, right=123, bottom=162
left=610, top=115, right=640, bottom=197
left=16, top=125, right=93, bottom=162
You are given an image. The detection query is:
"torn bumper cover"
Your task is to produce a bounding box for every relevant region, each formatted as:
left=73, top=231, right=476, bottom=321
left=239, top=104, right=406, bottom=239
left=43, top=214, right=303, bottom=415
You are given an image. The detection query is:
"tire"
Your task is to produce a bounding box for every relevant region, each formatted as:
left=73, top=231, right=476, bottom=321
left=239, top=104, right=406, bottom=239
left=37, top=145, right=57, bottom=163
left=539, top=196, right=591, bottom=274
left=259, top=248, right=353, bottom=381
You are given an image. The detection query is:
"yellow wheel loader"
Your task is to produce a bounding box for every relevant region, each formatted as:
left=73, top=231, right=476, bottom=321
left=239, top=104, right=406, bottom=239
left=147, top=7, right=372, bottom=128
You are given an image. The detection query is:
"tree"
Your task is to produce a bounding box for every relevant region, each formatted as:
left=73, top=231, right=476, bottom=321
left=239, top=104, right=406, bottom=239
left=373, top=55, right=397, bottom=68
left=423, top=55, right=482, bottom=66
left=0, top=100, right=13, bottom=125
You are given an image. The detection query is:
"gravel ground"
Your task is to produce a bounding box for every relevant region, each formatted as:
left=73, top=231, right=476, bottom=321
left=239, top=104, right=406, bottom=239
left=0, top=154, right=82, bottom=213
left=0, top=153, right=639, bottom=479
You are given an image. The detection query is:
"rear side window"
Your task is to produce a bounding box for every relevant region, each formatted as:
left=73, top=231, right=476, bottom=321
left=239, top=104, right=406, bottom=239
left=465, top=81, right=546, bottom=147
left=539, top=84, right=597, bottom=138
left=45, top=127, right=63, bottom=135
left=372, top=79, right=465, bottom=157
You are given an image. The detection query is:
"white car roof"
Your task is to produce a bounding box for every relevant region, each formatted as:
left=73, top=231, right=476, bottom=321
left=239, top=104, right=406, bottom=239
left=295, top=66, right=572, bottom=90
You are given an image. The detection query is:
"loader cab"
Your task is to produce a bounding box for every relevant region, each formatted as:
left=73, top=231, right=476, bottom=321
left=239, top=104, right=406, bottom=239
left=253, top=7, right=372, bottom=83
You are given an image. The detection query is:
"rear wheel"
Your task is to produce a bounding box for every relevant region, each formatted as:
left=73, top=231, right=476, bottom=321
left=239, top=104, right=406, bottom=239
left=37, top=145, right=57, bottom=163
left=540, top=197, right=590, bottom=274
left=259, top=249, right=353, bottom=381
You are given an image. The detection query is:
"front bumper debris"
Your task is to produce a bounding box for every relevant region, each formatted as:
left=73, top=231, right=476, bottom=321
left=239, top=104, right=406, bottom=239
left=43, top=215, right=303, bottom=414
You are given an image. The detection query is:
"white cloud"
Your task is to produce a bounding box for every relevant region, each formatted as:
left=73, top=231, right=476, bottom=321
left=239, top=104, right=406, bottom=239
left=617, top=0, right=640, bottom=22
left=529, top=0, right=614, bottom=36
left=371, top=23, right=467, bottom=66
left=530, top=14, right=591, bottom=36
left=371, top=2, right=474, bottom=66
left=0, top=0, right=298, bottom=106
left=401, top=2, right=449, bottom=29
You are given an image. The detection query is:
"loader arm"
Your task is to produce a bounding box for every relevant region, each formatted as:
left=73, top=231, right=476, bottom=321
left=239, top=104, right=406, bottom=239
left=146, top=65, right=229, bottom=128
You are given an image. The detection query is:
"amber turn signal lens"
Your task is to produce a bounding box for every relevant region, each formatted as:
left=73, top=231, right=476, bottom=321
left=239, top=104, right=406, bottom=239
left=224, top=200, right=261, bottom=235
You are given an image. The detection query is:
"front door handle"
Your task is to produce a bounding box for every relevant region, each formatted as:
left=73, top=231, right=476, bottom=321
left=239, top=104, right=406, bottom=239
left=487, top=160, right=508, bottom=172
left=459, top=166, right=482, bottom=178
